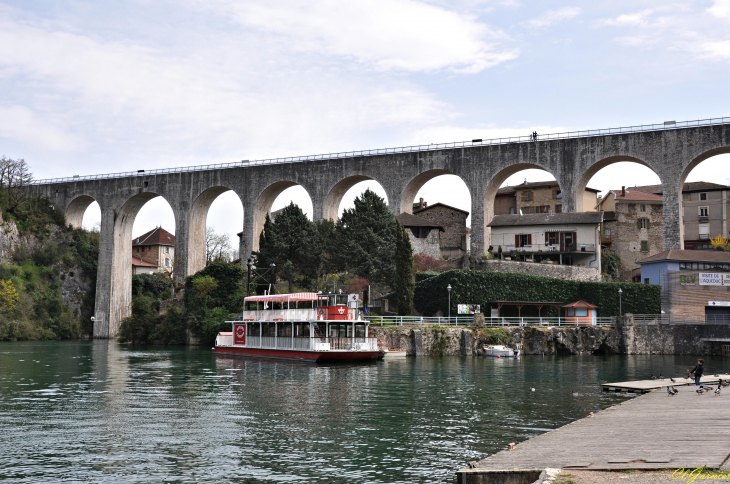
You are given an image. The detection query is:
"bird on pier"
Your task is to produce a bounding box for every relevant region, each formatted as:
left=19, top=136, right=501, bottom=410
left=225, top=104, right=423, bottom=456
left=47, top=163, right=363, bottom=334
left=715, top=385, right=721, bottom=396
left=651, top=374, right=657, bottom=380
left=670, top=378, right=676, bottom=383
left=721, top=380, right=729, bottom=388
left=696, top=386, right=706, bottom=395
left=659, top=374, right=664, bottom=380
left=667, top=386, right=675, bottom=396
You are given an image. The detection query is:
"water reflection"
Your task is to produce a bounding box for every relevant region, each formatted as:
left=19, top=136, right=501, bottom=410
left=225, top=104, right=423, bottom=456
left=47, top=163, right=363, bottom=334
left=0, top=341, right=727, bottom=483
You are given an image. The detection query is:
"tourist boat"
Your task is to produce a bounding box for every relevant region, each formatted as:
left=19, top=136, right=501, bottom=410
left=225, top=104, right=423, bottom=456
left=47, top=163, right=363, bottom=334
left=214, top=292, right=380, bottom=362
left=482, top=344, right=520, bottom=358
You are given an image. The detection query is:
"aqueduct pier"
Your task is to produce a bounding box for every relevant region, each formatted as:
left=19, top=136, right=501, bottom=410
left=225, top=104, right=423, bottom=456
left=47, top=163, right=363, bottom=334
left=29, top=118, right=730, bottom=338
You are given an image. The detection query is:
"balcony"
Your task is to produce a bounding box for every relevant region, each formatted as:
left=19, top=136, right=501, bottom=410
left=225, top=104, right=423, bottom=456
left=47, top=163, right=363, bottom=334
left=504, top=243, right=596, bottom=253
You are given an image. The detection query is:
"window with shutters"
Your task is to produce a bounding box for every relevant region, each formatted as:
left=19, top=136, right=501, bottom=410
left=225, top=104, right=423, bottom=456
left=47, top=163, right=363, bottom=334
left=637, top=218, right=650, bottom=229
left=640, top=240, right=649, bottom=252
left=554, top=204, right=562, bottom=213
left=553, top=189, right=562, bottom=199
left=699, top=206, right=709, bottom=217
left=640, top=204, right=646, bottom=212
left=699, top=223, right=710, bottom=239
left=522, top=191, right=532, bottom=201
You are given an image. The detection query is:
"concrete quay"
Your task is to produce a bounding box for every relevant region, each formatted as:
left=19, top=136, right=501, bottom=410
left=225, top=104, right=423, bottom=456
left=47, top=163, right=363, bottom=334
left=457, top=382, right=730, bottom=484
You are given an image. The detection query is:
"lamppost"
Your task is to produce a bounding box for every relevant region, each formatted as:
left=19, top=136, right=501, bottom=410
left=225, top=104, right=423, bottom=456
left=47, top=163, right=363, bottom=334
left=618, top=288, right=623, bottom=316
left=246, top=258, right=253, bottom=297
left=447, top=284, right=452, bottom=319
left=270, top=262, right=276, bottom=294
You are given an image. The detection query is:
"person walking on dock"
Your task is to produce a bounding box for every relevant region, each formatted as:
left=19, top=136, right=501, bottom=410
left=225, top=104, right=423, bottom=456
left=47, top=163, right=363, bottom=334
left=690, top=359, right=704, bottom=385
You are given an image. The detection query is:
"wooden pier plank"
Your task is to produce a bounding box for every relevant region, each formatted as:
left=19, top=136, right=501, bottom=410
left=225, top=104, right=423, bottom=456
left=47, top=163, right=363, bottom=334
left=459, top=385, right=730, bottom=480
left=601, top=373, right=730, bottom=393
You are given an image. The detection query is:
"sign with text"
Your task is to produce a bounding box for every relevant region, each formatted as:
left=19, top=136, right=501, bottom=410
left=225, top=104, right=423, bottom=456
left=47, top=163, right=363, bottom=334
left=458, top=304, right=481, bottom=315
left=234, top=323, right=247, bottom=345
left=679, top=274, right=696, bottom=285
left=699, top=273, right=730, bottom=286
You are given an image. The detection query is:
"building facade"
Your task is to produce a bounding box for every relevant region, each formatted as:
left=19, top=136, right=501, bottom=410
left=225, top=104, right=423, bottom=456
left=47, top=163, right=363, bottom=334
left=597, top=187, right=664, bottom=281
left=131, top=227, right=175, bottom=275
left=413, top=200, right=469, bottom=259
left=396, top=212, right=443, bottom=260
left=638, top=250, right=730, bottom=322
left=495, top=181, right=600, bottom=215
left=487, top=212, right=603, bottom=271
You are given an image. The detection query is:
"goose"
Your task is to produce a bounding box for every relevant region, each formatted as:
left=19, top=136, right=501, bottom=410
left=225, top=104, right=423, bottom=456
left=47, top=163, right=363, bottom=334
left=651, top=374, right=657, bottom=380
left=670, top=378, right=676, bottom=383
left=672, top=387, right=679, bottom=395
left=571, top=390, right=580, bottom=397
left=659, top=374, right=664, bottom=380
left=696, top=386, right=706, bottom=395
left=667, top=386, right=675, bottom=396
left=715, top=386, right=721, bottom=396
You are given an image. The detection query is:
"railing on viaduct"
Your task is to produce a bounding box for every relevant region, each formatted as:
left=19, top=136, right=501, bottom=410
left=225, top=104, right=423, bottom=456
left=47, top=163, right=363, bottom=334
left=31, top=116, right=730, bottom=185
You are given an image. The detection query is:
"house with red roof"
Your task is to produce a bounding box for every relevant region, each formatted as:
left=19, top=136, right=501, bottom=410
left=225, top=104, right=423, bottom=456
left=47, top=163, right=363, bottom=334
left=132, top=227, right=175, bottom=275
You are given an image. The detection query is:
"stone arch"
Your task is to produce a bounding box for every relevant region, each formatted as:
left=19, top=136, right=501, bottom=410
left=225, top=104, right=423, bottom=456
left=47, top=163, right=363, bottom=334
left=252, top=181, right=313, bottom=251
left=679, top=147, right=730, bottom=188
left=188, top=186, right=240, bottom=276
left=322, top=175, right=386, bottom=221
left=108, top=191, right=172, bottom=336
left=482, top=163, right=560, bottom=250
left=65, top=195, right=97, bottom=229
left=575, top=155, right=660, bottom=212
left=399, top=169, right=469, bottom=215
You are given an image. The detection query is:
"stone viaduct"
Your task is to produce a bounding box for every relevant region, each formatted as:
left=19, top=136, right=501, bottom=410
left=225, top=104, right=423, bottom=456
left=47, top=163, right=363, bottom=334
left=29, top=120, right=730, bottom=338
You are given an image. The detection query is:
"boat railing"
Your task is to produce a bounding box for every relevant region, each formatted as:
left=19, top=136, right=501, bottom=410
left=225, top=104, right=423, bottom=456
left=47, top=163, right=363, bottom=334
left=242, top=309, right=317, bottom=321
left=366, top=316, right=615, bottom=326
left=232, top=335, right=378, bottom=351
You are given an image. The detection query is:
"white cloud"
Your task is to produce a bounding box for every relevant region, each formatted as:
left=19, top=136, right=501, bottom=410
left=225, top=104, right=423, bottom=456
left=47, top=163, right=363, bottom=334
left=0, top=105, right=83, bottom=152
left=189, top=0, right=518, bottom=74
left=603, top=9, right=654, bottom=27
left=696, top=40, right=730, bottom=59
left=708, top=0, right=730, bottom=18
left=526, top=7, right=581, bottom=28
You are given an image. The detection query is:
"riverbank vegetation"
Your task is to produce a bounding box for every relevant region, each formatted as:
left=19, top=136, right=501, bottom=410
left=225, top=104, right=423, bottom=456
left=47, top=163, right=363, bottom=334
left=0, top=158, right=99, bottom=341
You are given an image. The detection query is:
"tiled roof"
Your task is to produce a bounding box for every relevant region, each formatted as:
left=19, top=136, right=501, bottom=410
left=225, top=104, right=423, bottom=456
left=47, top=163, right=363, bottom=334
left=396, top=213, right=444, bottom=230
left=488, top=212, right=603, bottom=227
left=413, top=202, right=469, bottom=216
left=637, top=249, right=730, bottom=264
left=562, top=300, right=598, bottom=308
left=132, top=256, right=157, bottom=267
left=611, top=189, right=663, bottom=202
left=630, top=181, right=729, bottom=195
left=497, top=180, right=599, bottom=195
left=132, top=227, right=175, bottom=246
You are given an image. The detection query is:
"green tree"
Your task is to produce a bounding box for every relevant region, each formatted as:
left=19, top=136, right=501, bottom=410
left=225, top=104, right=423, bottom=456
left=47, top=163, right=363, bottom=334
left=254, top=203, right=321, bottom=292
left=328, top=189, right=398, bottom=285
left=192, top=275, right=218, bottom=310
left=183, top=260, right=244, bottom=316
left=0, top=279, right=19, bottom=314
left=393, top=223, right=415, bottom=315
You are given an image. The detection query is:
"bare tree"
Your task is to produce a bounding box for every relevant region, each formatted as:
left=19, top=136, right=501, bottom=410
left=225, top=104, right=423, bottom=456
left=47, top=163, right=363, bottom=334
left=0, top=157, right=33, bottom=214
left=206, top=226, right=233, bottom=264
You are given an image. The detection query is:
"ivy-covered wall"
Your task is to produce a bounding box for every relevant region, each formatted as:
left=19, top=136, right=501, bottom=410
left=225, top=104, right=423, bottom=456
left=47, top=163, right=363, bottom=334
left=414, top=270, right=660, bottom=317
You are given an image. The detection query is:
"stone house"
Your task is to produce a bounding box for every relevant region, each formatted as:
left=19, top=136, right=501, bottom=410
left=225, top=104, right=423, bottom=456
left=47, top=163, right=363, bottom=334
left=495, top=180, right=600, bottom=215
left=597, top=187, right=664, bottom=281
left=396, top=212, right=443, bottom=260
left=412, top=199, right=469, bottom=259
left=638, top=249, right=730, bottom=322
left=132, top=227, right=175, bottom=275
left=487, top=212, right=603, bottom=271
left=628, top=182, right=730, bottom=250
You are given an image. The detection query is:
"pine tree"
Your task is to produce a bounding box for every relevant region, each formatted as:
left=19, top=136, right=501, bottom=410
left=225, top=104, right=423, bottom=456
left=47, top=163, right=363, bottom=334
left=393, top=223, right=415, bottom=315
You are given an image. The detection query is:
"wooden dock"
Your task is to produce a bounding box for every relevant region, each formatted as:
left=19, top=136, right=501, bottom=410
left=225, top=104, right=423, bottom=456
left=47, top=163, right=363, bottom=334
left=457, top=383, right=730, bottom=484
left=602, top=373, right=730, bottom=394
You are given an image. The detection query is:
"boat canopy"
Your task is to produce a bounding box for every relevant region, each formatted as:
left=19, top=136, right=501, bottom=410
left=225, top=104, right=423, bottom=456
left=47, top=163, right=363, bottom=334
left=244, top=292, right=321, bottom=303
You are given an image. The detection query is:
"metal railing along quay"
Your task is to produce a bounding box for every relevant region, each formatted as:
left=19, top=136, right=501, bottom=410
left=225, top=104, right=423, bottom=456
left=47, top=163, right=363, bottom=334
left=366, top=316, right=616, bottom=327
left=32, top=116, right=730, bottom=185
left=633, top=314, right=730, bottom=325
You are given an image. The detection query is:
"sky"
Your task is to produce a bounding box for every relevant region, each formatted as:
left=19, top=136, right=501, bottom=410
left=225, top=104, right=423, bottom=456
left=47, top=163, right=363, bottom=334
left=1, top=0, right=729, bottom=244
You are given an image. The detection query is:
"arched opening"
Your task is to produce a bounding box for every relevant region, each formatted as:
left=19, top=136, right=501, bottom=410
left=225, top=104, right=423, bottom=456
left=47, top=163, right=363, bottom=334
left=483, top=164, right=560, bottom=251
left=401, top=170, right=471, bottom=265
left=680, top=150, right=730, bottom=251
left=189, top=187, right=244, bottom=276
left=336, top=180, right=388, bottom=217
left=252, top=182, right=313, bottom=251
left=107, top=193, right=175, bottom=336
left=65, top=195, right=99, bottom=230
left=584, top=159, right=662, bottom=281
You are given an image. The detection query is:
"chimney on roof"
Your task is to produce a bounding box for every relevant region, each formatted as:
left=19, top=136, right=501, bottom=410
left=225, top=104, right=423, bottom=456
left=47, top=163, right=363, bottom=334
left=621, top=186, right=626, bottom=197
left=419, top=197, right=426, bottom=209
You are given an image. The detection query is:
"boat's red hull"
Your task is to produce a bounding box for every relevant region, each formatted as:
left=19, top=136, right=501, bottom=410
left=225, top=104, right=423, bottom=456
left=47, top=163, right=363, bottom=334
left=213, top=345, right=380, bottom=362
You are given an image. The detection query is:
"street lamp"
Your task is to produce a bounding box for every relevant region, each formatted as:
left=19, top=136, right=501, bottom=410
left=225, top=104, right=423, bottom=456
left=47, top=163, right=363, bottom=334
left=270, top=262, right=276, bottom=294
left=447, top=284, right=452, bottom=319
left=618, top=288, right=623, bottom=316
left=246, top=258, right=253, bottom=297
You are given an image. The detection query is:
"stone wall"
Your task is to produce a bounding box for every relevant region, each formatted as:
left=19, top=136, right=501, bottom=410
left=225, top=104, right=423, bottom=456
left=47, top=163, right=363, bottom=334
left=369, top=325, right=621, bottom=356
left=515, top=185, right=562, bottom=215
left=617, top=314, right=730, bottom=355
left=406, top=227, right=442, bottom=259
left=605, top=200, right=663, bottom=281
left=472, top=258, right=601, bottom=281
left=414, top=205, right=468, bottom=250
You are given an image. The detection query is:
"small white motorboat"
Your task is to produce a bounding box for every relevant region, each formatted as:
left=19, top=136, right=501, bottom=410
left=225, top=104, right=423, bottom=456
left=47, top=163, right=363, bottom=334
left=380, top=349, right=407, bottom=359
left=482, top=345, right=520, bottom=358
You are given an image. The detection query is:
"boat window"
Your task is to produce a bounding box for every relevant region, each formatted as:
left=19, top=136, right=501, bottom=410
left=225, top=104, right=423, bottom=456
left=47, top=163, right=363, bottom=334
left=354, top=323, right=366, bottom=338
left=294, top=322, right=309, bottom=337
left=313, top=323, right=325, bottom=338
left=278, top=323, right=292, bottom=337
left=249, top=323, right=260, bottom=337
left=262, top=323, right=276, bottom=337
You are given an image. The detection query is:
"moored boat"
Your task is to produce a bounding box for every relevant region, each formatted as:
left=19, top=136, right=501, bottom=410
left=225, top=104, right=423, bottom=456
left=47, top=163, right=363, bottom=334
left=482, top=344, right=520, bottom=358
left=214, top=292, right=379, bottom=362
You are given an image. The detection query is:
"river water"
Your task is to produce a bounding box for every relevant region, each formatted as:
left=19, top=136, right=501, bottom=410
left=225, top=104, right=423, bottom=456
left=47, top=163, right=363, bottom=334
left=0, top=341, right=726, bottom=483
